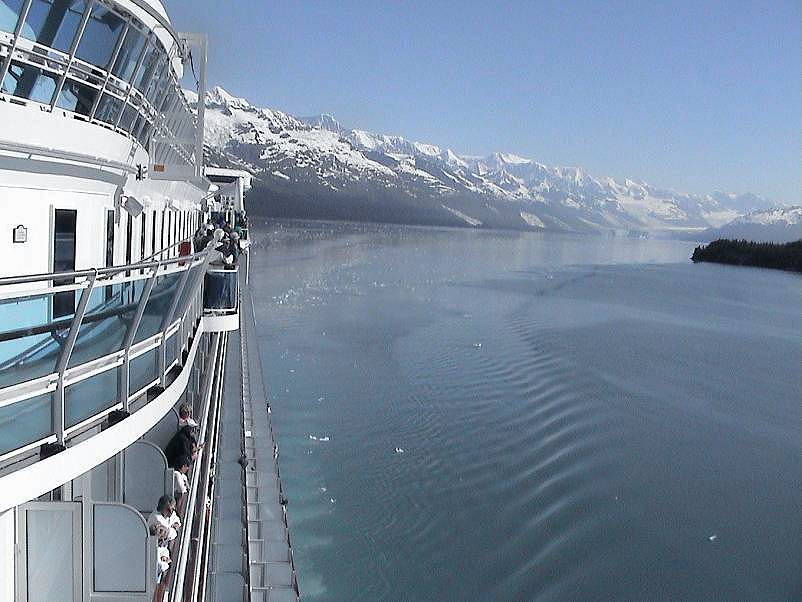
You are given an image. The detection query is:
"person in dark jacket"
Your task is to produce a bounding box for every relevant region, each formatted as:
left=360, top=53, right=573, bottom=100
left=164, top=425, right=197, bottom=468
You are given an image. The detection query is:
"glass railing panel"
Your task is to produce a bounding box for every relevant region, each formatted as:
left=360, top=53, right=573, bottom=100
left=0, top=392, right=52, bottom=456
left=21, top=0, right=86, bottom=54
left=95, top=92, right=123, bottom=125
left=67, top=280, right=143, bottom=369
left=64, top=366, right=117, bottom=428
left=129, top=347, right=156, bottom=394
left=165, top=333, right=178, bottom=369
left=203, top=270, right=237, bottom=310
left=0, top=0, right=23, bottom=34
left=3, top=60, right=57, bottom=104
left=0, top=292, right=62, bottom=389
left=55, top=77, right=98, bottom=116
left=119, top=101, right=138, bottom=133
left=175, top=263, right=203, bottom=318
left=133, top=271, right=182, bottom=345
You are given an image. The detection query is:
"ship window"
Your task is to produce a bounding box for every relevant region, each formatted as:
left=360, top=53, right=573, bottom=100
left=55, top=77, right=98, bottom=116
left=21, top=0, right=87, bottom=54
left=1, top=61, right=57, bottom=104
left=140, top=213, right=146, bottom=261
left=125, top=211, right=132, bottom=266
left=151, top=210, right=156, bottom=257
left=0, top=0, right=23, bottom=34
left=111, top=24, right=144, bottom=82
left=105, top=209, right=114, bottom=300
left=75, top=3, right=124, bottom=69
left=94, top=92, right=122, bottom=124
left=53, top=208, right=77, bottom=319
left=132, top=39, right=159, bottom=92
left=142, top=58, right=166, bottom=109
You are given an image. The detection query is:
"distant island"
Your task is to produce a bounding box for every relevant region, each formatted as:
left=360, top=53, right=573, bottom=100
left=691, top=239, right=802, bottom=272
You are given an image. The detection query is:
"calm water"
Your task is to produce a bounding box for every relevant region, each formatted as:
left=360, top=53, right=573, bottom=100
left=249, top=220, right=801, bottom=601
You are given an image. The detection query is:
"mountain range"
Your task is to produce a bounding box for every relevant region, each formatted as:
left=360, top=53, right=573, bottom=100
left=193, top=86, right=791, bottom=236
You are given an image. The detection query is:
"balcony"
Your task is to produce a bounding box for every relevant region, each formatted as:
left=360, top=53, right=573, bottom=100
left=0, top=250, right=209, bottom=489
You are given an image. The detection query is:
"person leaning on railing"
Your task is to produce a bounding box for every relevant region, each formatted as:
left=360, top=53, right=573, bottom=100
left=173, top=456, right=191, bottom=502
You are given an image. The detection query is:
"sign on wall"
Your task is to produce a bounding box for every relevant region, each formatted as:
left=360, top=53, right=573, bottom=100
left=12, top=225, right=27, bottom=243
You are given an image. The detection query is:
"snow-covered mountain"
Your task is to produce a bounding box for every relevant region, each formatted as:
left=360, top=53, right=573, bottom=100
left=194, top=86, right=782, bottom=233
left=690, top=206, right=802, bottom=243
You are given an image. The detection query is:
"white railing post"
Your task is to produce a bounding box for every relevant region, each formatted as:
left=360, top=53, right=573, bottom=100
left=53, top=270, right=98, bottom=444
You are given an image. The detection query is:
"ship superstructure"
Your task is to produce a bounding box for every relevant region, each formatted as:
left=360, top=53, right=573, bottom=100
left=0, top=1, right=297, bottom=600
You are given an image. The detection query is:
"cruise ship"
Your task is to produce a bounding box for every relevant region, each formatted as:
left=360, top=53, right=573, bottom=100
left=0, top=1, right=298, bottom=600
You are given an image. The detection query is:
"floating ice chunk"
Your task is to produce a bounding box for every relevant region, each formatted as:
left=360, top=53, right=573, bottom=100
left=395, top=447, right=405, bottom=454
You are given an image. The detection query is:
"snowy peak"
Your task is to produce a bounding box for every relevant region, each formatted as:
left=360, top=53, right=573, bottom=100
left=200, top=86, right=778, bottom=233
left=206, top=86, right=253, bottom=111
left=299, top=113, right=345, bottom=134
left=731, top=206, right=802, bottom=226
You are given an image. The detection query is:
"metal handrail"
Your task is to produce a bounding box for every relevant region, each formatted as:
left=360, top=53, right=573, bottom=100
left=0, top=251, right=206, bottom=288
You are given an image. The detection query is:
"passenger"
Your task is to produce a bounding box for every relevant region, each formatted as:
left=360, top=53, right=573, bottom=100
left=177, top=403, right=198, bottom=429
left=228, top=231, right=241, bottom=262
left=165, top=425, right=198, bottom=468
left=192, top=225, right=206, bottom=253
left=173, top=455, right=191, bottom=500
left=222, top=221, right=233, bottom=235
left=208, top=229, right=234, bottom=266
left=147, top=495, right=181, bottom=542
left=149, top=524, right=171, bottom=573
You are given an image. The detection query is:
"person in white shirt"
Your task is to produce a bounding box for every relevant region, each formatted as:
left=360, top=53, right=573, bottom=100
left=173, top=456, right=191, bottom=501
left=147, top=495, right=181, bottom=542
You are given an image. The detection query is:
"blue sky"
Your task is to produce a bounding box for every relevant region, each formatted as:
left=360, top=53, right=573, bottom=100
left=169, top=0, right=799, bottom=203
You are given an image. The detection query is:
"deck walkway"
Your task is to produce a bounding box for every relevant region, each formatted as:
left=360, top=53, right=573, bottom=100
left=206, top=288, right=298, bottom=601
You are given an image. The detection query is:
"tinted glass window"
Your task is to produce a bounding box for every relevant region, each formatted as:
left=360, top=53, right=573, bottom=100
left=22, top=0, right=86, bottom=53
left=75, top=3, right=124, bottom=68
left=125, top=212, right=132, bottom=265
left=0, top=0, right=23, bottom=34
left=132, top=40, right=158, bottom=92
left=111, top=24, right=144, bottom=82
left=53, top=208, right=77, bottom=318
left=2, top=61, right=57, bottom=103
left=55, top=78, right=97, bottom=115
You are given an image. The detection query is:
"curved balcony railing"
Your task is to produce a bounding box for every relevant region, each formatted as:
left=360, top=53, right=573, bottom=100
left=0, top=248, right=210, bottom=463
left=0, top=0, right=197, bottom=169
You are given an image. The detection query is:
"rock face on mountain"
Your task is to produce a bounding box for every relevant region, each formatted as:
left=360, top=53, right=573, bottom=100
left=195, top=86, right=780, bottom=233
